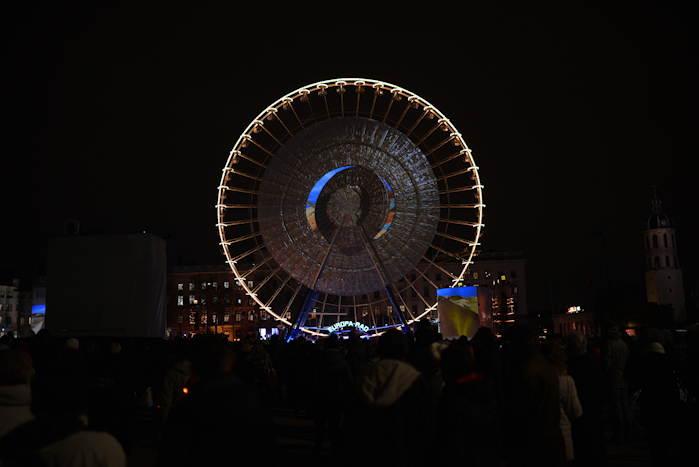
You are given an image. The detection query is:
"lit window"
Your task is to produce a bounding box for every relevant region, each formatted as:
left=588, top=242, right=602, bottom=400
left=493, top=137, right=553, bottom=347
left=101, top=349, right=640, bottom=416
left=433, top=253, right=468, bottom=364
left=201, top=297, right=206, bottom=306
left=189, top=313, right=195, bottom=324
left=177, top=296, right=184, bottom=306
left=235, top=313, right=241, bottom=322
left=386, top=306, right=392, bottom=313
left=399, top=305, right=405, bottom=312
left=260, top=311, right=266, bottom=320
left=212, top=314, right=217, bottom=323
left=248, top=312, right=254, bottom=321
left=224, top=281, right=230, bottom=289
left=201, top=282, right=206, bottom=290
left=213, top=282, right=218, bottom=288
left=201, top=314, right=207, bottom=324
left=247, top=280, right=254, bottom=288
left=189, top=295, right=195, bottom=305
left=177, top=283, right=184, bottom=291
left=224, top=313, right=230, bottom=323
left=473, top=272, right=479, bottom=279
left=237, top=298, right=242, bottom=304
left=189, top=283, right=194, bottom=291
left=500, top=275, right=507, bottom=281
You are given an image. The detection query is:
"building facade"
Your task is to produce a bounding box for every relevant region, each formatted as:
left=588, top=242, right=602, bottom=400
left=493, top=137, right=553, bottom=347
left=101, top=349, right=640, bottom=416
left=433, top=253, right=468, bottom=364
left=643, top=193, right=686, bottom=323
left=170, top=251, right=526, bottom=339
left=0, top=279, right=20, bottom=337
left=166, top=265, right=279, bottom=340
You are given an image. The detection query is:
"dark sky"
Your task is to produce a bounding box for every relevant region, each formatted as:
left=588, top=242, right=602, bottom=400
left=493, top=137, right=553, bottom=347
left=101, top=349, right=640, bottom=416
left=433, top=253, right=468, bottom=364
left=5, top=2, right=697, bottom=312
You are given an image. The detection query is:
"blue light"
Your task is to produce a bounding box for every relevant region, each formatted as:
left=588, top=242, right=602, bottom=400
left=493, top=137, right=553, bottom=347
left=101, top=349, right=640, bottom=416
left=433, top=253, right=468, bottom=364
left=437, top=286, right=478, bottom=297
left=307, top=166, right=354, bottom=206
left=32, top=304, right=46, bottom=315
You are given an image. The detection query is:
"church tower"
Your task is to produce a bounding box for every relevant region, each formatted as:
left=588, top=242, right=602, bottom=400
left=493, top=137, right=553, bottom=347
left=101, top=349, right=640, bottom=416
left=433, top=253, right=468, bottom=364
left=643, top=190, right=685, bottom=323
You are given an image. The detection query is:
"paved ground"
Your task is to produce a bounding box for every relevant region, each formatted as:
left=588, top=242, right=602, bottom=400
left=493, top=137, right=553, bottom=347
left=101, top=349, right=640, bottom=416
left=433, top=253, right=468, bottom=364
left=127, top=407, right=653, bottom=465
left=271, top=407, right=653, bottom=465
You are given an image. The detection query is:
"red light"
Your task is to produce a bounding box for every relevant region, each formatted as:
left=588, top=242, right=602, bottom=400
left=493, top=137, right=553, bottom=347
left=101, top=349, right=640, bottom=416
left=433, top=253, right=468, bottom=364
left=182, top=387, right=189, bottom=394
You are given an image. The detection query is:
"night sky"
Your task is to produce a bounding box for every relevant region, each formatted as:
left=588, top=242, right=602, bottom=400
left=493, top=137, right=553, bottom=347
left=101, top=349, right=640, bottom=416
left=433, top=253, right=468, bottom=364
left=5, top=2, right=697, bottom=313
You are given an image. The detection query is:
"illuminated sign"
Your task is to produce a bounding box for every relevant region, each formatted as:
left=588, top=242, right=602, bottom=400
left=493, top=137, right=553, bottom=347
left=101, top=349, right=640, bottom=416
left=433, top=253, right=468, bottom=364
left=32, top=304, right=46, bottom=315
left=326, top=320, right=370, bottom=334
left=567, top=305, right=582, bottom=314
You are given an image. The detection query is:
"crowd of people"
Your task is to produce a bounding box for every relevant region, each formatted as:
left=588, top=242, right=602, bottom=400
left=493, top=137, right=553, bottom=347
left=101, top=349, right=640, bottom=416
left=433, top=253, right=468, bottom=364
left=0, top=321, right=696, bottom=466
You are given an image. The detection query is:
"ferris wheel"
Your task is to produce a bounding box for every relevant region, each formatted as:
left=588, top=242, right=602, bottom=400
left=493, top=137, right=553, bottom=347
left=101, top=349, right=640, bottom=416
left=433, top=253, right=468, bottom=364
left=216, top=79, right=484, bottom=338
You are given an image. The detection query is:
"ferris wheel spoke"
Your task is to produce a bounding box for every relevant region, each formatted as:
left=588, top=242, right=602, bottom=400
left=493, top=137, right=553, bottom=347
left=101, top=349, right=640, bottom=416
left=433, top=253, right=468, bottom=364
left=415, top=119, right=446, bottom=147
left=337, top=82, right=346, bottom=117
left=256, top=122, right=284, bottom=147
left=429, top=243, right=462, bottom=261
left=235, top=151, right=267, bottom=169
left=436, top=166, right=478, bottom=182
left=439, top=218, right=483, bottom=228
left=319, top=85, right=331, bottom=119
left=238, top=254, right=274, bottom=277
left=382, top=93, right=397, bottom=123
left=269, top=109, right=293, bottom=138
left=435, top=231, right=479, bottom=246
left=219, top=185, right=257, bottom=195
left=439, top=185, right=483, bottom=195
left=393, top=99, right=412, bottom=129
left=217, top=218, right=258, bottom=227
left=247, top=137, right=275, bottom=158
left=440, top=203, right=485, bottom=209
left=251, top=266, right=282, bottom=294
left=424, top=134, right=459, bottom=156
left=282, top=97, right=304, bottom=129
left=265, top=273, right=292, bottom=308
left=281, top=282, right=304, bottom=321
left=220, top=231, right=262, bottom=246
left=229, top=244, right=265, bottom=263
left=369, top=85, right=381, bottom=118
left=354, top=84, right=363, bottom=116
left=218, top=203, right=257, bottom=210
left=430, top=148, right=468, bottom=167
left=405, top=109, right=429, bottom=138
left=227, top=168, right=262, bottom=182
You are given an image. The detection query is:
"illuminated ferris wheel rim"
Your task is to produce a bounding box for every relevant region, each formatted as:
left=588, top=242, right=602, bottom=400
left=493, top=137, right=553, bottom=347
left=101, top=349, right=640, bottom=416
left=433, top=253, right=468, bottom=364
left=216, top=78, right=485, bottom=338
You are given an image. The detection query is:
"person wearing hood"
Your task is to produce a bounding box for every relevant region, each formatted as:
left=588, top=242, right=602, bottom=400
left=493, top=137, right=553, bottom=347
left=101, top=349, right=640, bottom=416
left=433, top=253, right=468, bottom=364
left=351, top=329, right=430, bottom=464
